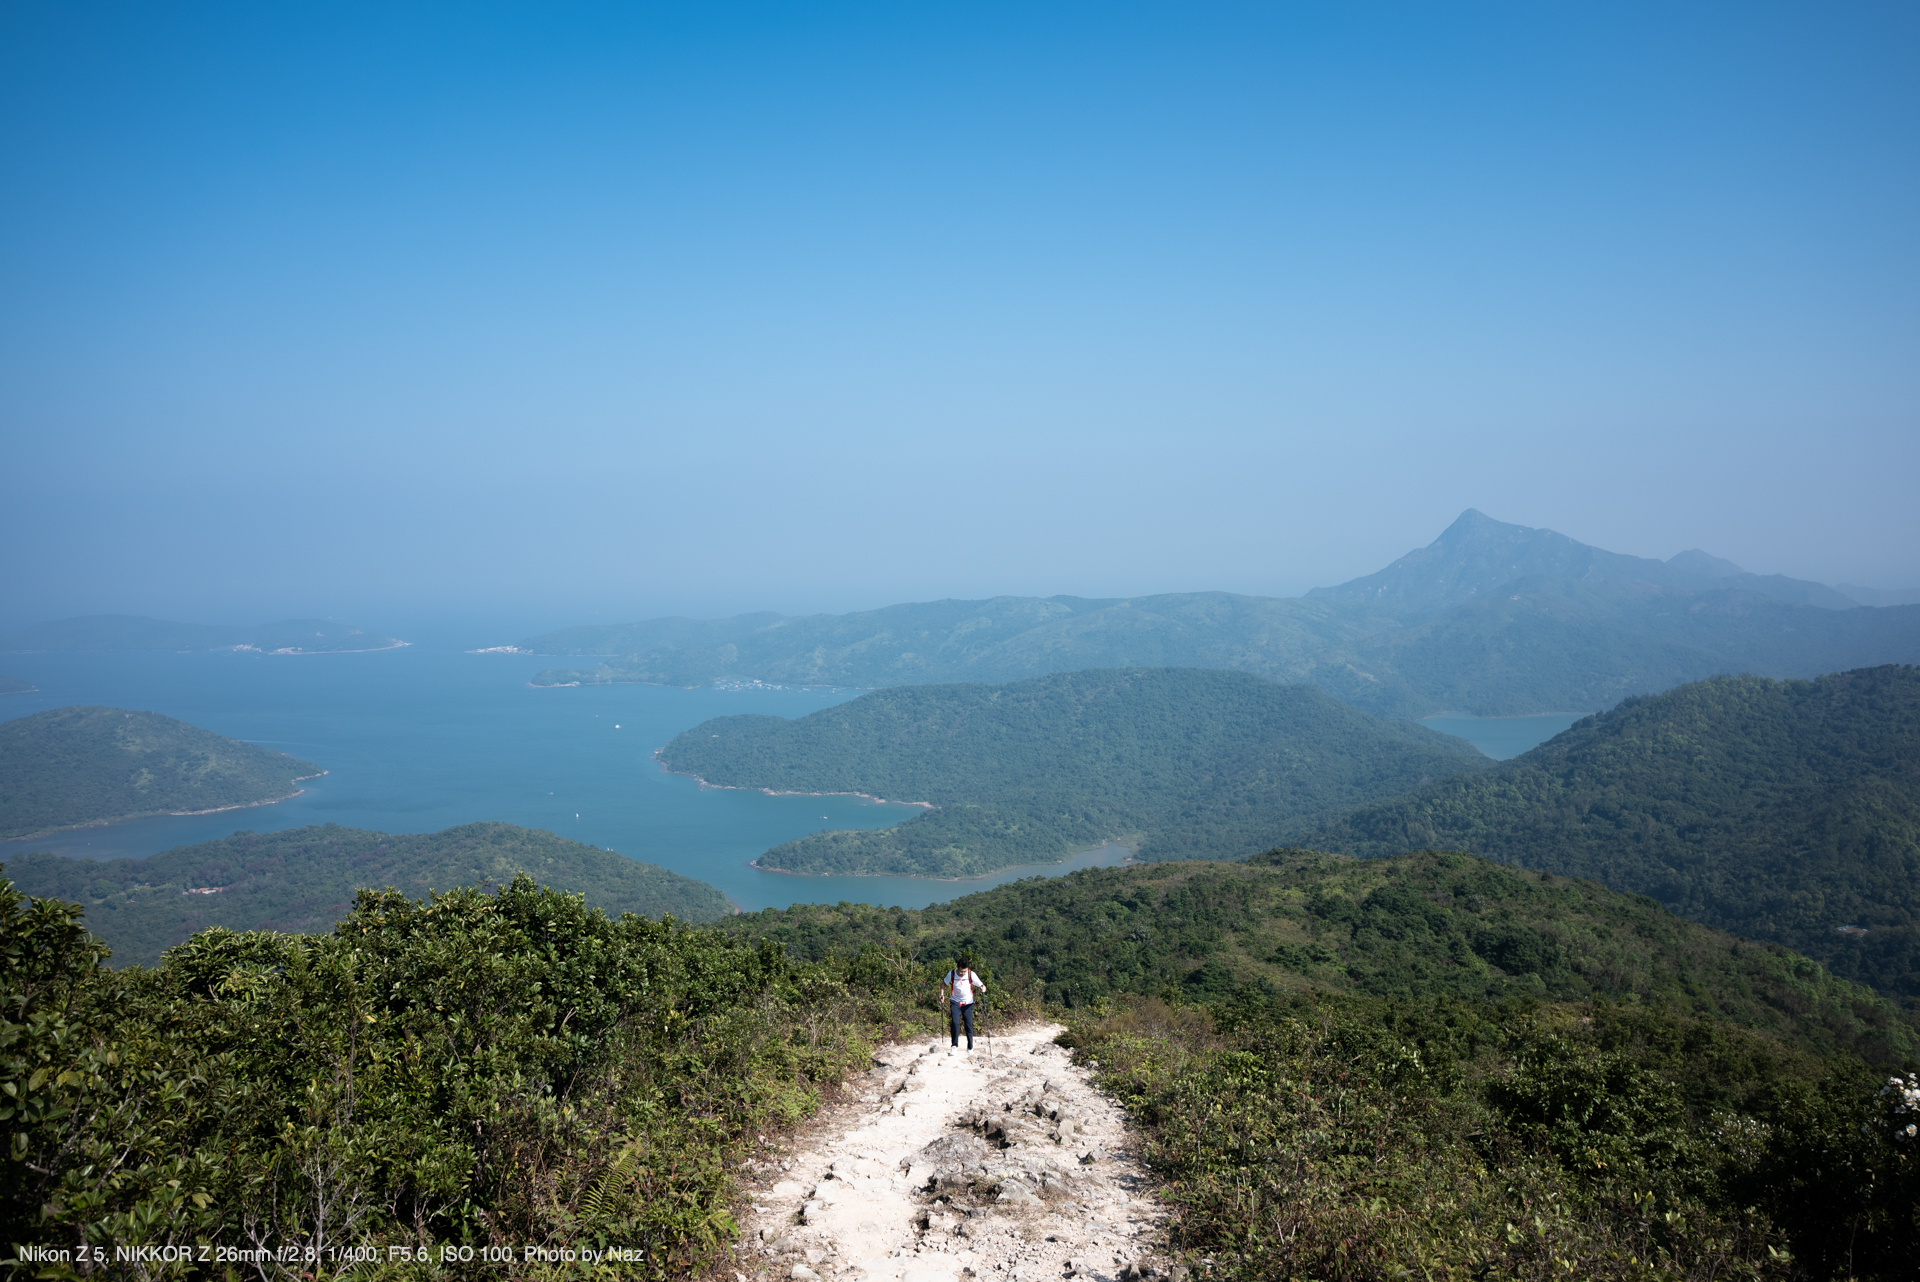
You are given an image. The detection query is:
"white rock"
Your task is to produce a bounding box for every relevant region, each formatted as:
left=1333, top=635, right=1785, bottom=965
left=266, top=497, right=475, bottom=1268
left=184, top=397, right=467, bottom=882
left=772, top=1180, right=807, bottom=1198
left=791, top=1268, right=819, bottom=1281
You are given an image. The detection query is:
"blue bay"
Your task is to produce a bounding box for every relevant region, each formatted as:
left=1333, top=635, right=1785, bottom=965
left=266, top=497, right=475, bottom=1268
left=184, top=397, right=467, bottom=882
left=0, top=645, right=1123, bottom=912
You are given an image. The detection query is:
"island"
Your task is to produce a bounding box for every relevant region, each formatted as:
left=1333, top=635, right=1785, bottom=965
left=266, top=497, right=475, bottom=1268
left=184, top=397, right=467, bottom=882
left=2, top=820, right=732, bottom=965
left=658, top=667, right=1493, bottom=879
left=0, top=614, right=407, bottom=653
left=0, top=705, right=326, bottom=840
left=0, top=676, right=34, bottom=695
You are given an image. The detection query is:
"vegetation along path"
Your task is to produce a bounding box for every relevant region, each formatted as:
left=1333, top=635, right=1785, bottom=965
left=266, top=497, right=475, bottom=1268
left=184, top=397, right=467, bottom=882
left=736, top=1023, right=1177, bottom=1282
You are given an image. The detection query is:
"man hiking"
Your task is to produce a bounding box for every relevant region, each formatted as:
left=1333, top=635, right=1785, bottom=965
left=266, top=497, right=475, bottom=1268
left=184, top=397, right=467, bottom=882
left=941, top=954, right=986, bottom=1054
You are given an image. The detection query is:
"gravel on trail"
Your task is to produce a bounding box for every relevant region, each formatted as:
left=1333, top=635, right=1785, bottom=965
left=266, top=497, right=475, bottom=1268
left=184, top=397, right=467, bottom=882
left=730, top=1022, right=1184, bottom=1282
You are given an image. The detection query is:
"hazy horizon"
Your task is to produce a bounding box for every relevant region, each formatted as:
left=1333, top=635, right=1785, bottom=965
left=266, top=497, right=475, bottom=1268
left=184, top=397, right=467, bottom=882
left=4, top=3, right=1915, bottom=634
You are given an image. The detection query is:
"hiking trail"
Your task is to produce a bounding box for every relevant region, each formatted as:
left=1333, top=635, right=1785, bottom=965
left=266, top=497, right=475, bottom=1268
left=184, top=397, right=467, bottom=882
left=731, top=1022, right=1182, bottom=1282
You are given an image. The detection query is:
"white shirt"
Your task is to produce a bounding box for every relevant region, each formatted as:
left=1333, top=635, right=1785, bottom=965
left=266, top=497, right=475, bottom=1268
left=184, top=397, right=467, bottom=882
left=945, top=968, right=984, bottom=1004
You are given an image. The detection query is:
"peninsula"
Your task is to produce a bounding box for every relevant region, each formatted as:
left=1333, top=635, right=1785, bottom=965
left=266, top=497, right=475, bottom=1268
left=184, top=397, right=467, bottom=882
left=659, top=667, right=1492, bottom=878
left=0, top=706, right=325, bottom=840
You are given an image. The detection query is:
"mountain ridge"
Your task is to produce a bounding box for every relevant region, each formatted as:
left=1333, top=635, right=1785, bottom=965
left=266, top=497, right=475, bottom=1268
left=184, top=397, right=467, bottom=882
left=518, top=512, right=1920, bottom=717
left=1306, top=508, right=1859, bottom=614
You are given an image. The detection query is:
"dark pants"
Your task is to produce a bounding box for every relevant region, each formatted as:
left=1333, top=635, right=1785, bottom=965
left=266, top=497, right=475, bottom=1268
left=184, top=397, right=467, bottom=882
left=950, top=1001, right=975, bottom=1049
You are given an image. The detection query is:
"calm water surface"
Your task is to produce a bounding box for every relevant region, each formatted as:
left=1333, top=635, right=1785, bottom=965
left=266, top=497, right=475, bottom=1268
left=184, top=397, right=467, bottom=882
left=0, top=646, right=1123, bottom=911
left=1420, top=712, right=1585, bottom=761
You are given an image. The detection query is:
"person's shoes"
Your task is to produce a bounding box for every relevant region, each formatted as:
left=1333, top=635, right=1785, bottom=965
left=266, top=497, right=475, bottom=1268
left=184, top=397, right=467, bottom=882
left=947, top=1048, right=957, bottom=1056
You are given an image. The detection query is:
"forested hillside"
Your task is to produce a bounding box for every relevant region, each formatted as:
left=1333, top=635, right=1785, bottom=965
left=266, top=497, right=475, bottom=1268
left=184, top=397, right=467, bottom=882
left=660, top=668, right=1490, bottom=876
left=1308, top=666, right=1920, bottom=1001
left=726, top=850, right=1918, bottom=1065
left=520, top=511, right=1920, bottom=717
left=4, top=821, right=733, bottom=963
left=0, top=705, right=324, bottom=839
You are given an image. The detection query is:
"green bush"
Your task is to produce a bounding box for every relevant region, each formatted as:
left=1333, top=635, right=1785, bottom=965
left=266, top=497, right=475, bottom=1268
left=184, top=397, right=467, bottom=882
left=0, top=872, right=944, bottom=1279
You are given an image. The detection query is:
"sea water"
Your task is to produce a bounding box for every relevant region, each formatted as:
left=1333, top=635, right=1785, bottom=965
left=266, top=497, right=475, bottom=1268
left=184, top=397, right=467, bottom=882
left=1419, top=712, right=1585, bottom=761
left=0, top=645, right=1124, bottom=912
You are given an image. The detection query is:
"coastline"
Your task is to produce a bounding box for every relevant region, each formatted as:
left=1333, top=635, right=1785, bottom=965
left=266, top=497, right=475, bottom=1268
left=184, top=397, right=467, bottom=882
left=253, top=640, right=410, bottom=655
left=653, top=751, right=1143, bottom=882
left=169, top=770, right=330, bottom=816
left=528, top=671, right=866, bottom=694
left=1, top=641, right=409, bottom=657
left=652, top=753, right=935, bottom=811
left=0, top=771, right=330, bottom=843
left=1418, top=709, right=1592, bottom=720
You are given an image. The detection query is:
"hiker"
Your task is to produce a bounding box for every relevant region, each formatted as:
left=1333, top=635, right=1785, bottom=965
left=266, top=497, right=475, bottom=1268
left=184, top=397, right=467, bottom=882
left=942, top=955, right=987, bottom=1053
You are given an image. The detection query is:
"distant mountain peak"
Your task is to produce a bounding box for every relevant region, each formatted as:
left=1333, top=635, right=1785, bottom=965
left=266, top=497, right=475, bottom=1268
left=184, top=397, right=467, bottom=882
left=1439, top=507, right=1501, bottom=535
left=1307, top=511, right=1632, bottom=614
left=1667, top=549, right=1747, bottom=578
left=1310, top=511, right=1855, bottom=616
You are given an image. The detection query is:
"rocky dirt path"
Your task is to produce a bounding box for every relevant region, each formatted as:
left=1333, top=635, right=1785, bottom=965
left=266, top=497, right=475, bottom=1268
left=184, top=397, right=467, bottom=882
left=731, top=1023, right=1181, bottom=1282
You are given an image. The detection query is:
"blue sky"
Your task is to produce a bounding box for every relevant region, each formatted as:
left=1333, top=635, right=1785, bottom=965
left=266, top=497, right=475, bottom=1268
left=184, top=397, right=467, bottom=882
left=3, top=2, right=1915, bottom=637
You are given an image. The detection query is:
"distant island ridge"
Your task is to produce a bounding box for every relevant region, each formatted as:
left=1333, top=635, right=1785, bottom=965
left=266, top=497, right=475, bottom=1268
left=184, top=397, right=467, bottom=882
left=510, top=510, right=1920, bottom=718
left=0, top=614, right=406, bottom=654
left=0, top=676, right=35, bottom=695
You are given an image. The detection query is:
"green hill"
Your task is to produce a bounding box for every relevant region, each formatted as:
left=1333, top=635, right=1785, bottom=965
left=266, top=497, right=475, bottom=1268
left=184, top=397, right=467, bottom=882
left=519, top=511, right=1920, bottom=718
left=0, top=705, right=325, bottom=839
left=724, top=849, right=1918, bottom=1065
left=658, top=668, right=1492, bottom=877
left=3, top=820, right=732, bottom=964
left=1306, top=665, right=1920, bottom=1001
left=0, top=613, right=405, bottom=653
